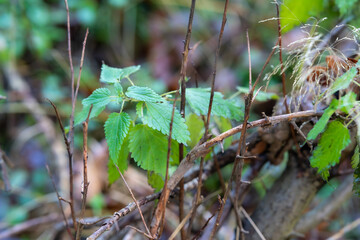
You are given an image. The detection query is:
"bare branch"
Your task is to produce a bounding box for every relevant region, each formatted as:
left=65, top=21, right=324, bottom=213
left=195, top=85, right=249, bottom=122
left=75, top=105, right=93, bottom=240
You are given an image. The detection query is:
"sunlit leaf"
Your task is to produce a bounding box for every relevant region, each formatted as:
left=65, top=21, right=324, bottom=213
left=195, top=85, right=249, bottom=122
left=100, top=63, right=140, bottom=84
left=125, top=86, right=164, bottom=102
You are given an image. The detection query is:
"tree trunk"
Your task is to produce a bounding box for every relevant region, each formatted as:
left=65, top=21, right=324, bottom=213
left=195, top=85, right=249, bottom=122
left=245, top=152, right=324, bottom=240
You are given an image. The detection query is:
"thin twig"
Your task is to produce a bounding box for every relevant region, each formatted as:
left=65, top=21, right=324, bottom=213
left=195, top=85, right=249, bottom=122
left=211, top=29, right=251, bottom=239
left=178, top=1, right=197, bottom=239
left=126, top=225, right=153, bottom=239
left=150, top=92, right=178, bottom=238
left=115, top=164, right=152, bottom=239
left=45, top=164, right=74, bottom=240
left=327, top=218, right=360, bottom=240
left=241, top=206, right=266, bottom=240
left=150, top=1, right=197, bottom=238
left=188, top=1, right=229, bottom=238
left=63, top=0, right=77, bottom=229
left=75, top=105, right=93, bottom=240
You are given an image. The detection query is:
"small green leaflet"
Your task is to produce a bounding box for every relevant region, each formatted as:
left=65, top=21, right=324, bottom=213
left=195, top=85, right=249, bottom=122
left=125, top=86, right=164, bottom=102
left=104, top=112, right=131, bottom=161
left=236, top=86, right=279, bottom=101
left=100, top=63, right=140, bottom=84
left=128, top=124, right=179, bottom=177
left=327, top=67, right=357, bottom=96
left=83, top=88, right=113, bottom=107
left=138, top=101, right=190, bottom=144
left=186, top=113, right=204, bottom=148
left=108, top=136, right=130, bottom=184
left=310, top=120, right=351, bottom=180
left=186, top=88, right=243, bottom=121
left=307, top=99, right=338, bottom=141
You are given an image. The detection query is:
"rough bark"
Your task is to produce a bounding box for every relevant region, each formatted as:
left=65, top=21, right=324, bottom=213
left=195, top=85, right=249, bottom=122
left=245, top=152, right=324, bottom=240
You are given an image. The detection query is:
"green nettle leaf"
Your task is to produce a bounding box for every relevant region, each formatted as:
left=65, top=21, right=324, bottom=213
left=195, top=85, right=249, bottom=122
left=128, top=124, right=179, bottom=176
left=100, top=63, right=140, bottom=84
left=125, top=86, right=164, bottom=102
left=105, top=112, right=131, bottom=161
left=186, top=113, right=204, bottom=148
left=335, top=0, right=358, bottom=16
left=307, top=99, right=338, bottom=141
left=83, top=88, right=113, bottom=107
left=186, top=88, right=243, bottom=121
left=147, top=171, right=165, bottom=191
left=280, top=0, right=323, bottom=33
left=138, top=101, right=190, bottom=144
left=74, top=104, right=106, bottom=127
left=108, top=136, right=130, bottom=184
left=114, top=82, right=123, bottom=95
left=236, top=86, right=279, bottom=101
left=310, top=120, right=351, bottom=180
left=328, top=67, right=357, bottom=96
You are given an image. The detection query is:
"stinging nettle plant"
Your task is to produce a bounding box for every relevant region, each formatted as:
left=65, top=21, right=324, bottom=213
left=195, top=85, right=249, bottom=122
left=75, top=63, right=244, bottom=189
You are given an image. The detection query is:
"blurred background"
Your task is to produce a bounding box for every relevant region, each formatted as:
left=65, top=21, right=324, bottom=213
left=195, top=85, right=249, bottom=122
left=0, top=0, right=359, bottom=239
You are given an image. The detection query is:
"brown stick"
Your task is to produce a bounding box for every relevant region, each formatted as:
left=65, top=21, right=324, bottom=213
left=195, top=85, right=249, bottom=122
left=178, top=1, right=197, bottom=239
left=187, top=1, right=229, bottom=235
left=75, top=105, right=93, bottom=240
left=210, top=29, right=251, bottom=239
left=157, top=92, right=179, bottom=237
